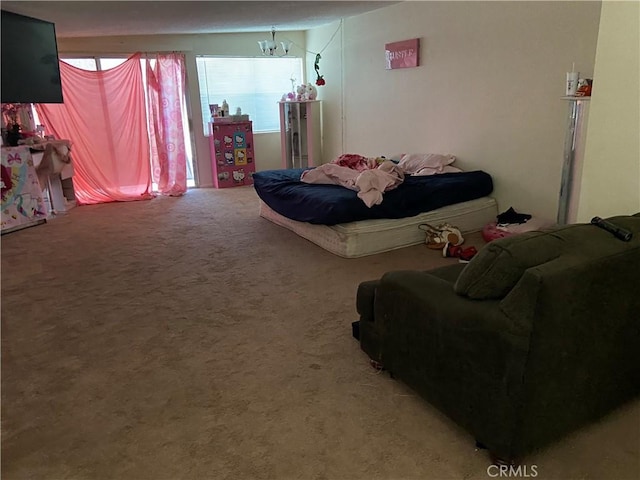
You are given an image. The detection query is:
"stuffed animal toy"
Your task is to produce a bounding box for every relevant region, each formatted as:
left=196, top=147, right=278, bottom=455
left=296, top=84, right=308, bottom=101
left=306, top=83, right=318, bottom=100
left=35, top=141, right=72, bottom=192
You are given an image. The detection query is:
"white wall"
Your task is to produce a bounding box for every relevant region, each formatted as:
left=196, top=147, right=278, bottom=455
left=57, top=2, right=633, bottom=223
left=306, top=21, right=344, bottom=164
left=306, top=1, right=602, bottom=220
left=577, top=0, right=640, bottom=220
left=57, top=32, right=306, bottom=187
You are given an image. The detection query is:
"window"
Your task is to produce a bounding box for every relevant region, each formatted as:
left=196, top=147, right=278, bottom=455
left=196, top=56, right=303, bottom=134
left=63, top=57, right=99, bottom=70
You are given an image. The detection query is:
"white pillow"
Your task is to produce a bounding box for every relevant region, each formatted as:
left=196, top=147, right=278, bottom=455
left=397, top=153, right=456, bottom=174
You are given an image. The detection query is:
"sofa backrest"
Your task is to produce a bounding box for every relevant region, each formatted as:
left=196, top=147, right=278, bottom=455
left=454, top=214, right=640, bottom=300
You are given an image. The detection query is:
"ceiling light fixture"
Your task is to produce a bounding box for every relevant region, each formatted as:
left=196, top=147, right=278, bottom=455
left=258, top=27, right=292, bottom=56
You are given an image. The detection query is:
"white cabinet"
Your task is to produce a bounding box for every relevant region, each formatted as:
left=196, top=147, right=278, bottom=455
left=278, top=100, right=322, bottom=169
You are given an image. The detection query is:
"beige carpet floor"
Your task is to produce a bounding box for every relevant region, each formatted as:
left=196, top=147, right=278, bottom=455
left=1, top=186, right=638, bottom=480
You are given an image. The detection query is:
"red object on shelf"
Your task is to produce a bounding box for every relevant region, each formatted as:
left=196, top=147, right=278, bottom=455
left=575, top=85, right=592, bottom=97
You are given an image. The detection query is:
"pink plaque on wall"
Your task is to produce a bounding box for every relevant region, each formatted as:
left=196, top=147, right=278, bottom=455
left=385, top=38, right=420, bottom=70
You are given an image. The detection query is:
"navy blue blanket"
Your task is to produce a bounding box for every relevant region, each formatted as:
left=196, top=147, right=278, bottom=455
left=253, top=168, right=493, bottom=225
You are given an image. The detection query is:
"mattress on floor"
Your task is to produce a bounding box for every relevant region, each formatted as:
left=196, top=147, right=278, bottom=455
left=253, top=168, right=494, bottom=225
left=259, top=196, right=498, bottom=258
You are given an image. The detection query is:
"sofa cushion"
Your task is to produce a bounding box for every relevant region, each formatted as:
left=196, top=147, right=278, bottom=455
left=454, top=231, right=562, bottom=299
left=454, top=214, right=640, bottom=300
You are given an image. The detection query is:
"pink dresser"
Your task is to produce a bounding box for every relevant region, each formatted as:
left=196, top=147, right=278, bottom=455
left=208, top=121, right=255, bottom=188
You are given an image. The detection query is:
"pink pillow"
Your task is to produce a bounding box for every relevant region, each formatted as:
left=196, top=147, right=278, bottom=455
left=412, top=165, right=462, bottom=176
left=397, top=153, right=456, bottom=174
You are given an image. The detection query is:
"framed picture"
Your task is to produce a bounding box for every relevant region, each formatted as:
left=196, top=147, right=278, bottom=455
left=385, top=38, right=420, bottom=70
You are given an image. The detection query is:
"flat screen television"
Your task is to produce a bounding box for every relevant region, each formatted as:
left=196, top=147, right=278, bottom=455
left=1, top=10, right=64, bottom=104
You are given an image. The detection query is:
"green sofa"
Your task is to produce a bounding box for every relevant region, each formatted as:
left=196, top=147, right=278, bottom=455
left=356, top=214, right=640, bottom=462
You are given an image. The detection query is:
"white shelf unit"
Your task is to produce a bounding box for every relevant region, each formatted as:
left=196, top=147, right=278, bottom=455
left=278, top=100, right=322, bottom=169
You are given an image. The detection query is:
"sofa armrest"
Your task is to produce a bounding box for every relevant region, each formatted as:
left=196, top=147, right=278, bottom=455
left=356, top=279, right=382, bottom=361
left=356, top=279, right=379, bottom=323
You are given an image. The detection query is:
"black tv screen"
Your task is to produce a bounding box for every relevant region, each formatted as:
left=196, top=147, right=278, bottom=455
left=1, top=10, right=64, bottom=104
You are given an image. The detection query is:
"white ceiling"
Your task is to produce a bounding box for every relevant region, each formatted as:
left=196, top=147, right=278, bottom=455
left=1, top=1, right=399, bottom=37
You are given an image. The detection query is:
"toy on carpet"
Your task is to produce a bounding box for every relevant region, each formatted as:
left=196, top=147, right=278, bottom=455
left=419, top=223, right=464, bottom=250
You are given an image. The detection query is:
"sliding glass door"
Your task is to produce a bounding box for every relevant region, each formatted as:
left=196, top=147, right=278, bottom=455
left=59, top=56, right=196, bottom=188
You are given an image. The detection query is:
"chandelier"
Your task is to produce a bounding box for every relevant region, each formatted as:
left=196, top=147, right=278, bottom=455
left=258, top=27, right=292, bottom=56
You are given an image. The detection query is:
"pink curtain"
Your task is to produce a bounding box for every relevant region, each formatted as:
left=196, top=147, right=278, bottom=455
left=36, top=54, right=152, bottom=205
left=146, top=53, right=188, bottom=196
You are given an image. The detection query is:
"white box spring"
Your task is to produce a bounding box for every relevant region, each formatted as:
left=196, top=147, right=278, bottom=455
left=259, top=196, right=498, bottom=258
